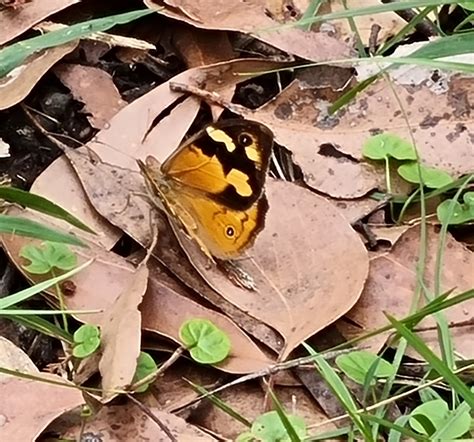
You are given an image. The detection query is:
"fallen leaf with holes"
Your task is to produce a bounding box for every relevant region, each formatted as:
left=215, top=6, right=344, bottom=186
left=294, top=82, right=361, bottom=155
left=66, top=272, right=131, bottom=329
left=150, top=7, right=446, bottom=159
left=0, top=0, right=79, bottom=45
left=0, top=373, right=84, bottom=441
left=145, top=0, right=353, bottom=62
left=0, top=336, right=38, bottom=382
left=339, top=225, right=474, bottom=356
left=54, top=64, right=127, bottom=129
left=174, top=179, right=369, bottom=359
left=99, top=265, right=149, bottom=401
left=324, top=73, right=474, bottom=175
left=0, top=42, right=78, bottom=111
left=48, top=402, right=217, bottom=441
left=141, top=275, right=274, bottom=374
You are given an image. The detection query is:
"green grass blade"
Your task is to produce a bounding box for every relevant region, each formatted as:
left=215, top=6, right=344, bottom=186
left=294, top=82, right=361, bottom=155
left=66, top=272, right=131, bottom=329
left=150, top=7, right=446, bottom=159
left=386, top=315, right=474, bottom=408
left=0, top=186, right=95, bottom=233
left=303, top=343, right=373, bottom=441
left=185, top=380, right=252, bottom=427
left=0, top=215, right=86, bottom=246
left=411, top=32, right=474, bottom=59
left=0, top=9, right=154, bottom=77
left=267, top=385, right=303, bottom=442
left=0, top=260, right=92, bottom=309
left=289, top=0, right=462, bottom=29
left=10, top=314, right=73, bottom=343
left=430, top=401, right=471, bottom=439
left=361, top=413, right=428, bottom=441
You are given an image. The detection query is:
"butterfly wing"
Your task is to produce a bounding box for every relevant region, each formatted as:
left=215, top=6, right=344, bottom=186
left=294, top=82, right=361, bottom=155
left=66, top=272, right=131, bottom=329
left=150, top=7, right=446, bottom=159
left=161, top=120, right=273, bottom=211
left=172, top=189, right=269, bottom=259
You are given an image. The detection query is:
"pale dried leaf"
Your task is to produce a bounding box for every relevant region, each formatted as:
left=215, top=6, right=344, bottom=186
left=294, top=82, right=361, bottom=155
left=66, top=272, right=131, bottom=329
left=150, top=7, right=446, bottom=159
left=99, top=265, right=149, bottom=401
left=0, top=373, right=83, bottom=441
left=54, top=63, right=127, bottom=129
left=145, top=0, right=353, bottom=62
left=0, top=42, right=78, bottom=111
left=341, top=225, right=474, bottom=355
left=48, top=403, right=217, bottom=441
left=329, top=0, right=407, bottom=45
left=0, top=336, right=38, bottom=382
left=0, top=0, right=79, bottom=45
left=1, top=207, right=140, bottom=327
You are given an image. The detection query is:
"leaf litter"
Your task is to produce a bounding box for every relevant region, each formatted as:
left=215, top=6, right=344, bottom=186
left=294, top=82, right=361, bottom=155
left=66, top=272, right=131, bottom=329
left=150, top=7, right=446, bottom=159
left=0, top=1, right=473, bottom=440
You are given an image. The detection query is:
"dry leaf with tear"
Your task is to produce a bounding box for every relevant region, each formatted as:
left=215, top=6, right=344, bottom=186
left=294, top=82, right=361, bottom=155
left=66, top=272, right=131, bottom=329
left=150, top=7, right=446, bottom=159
left=48, top=403, right=217, bottom=441
left=0, top=373, right=84, bottom=441
left=340, top=225, right=474, bottom=356
left=0, top=42, right=78, bottom=111
left=175, top=180, right=369, bottom=359
left=0, top=0, right=80, bottom=45
left=145, top=0, right=354, bottom=62
left=99, top=265, right=149, bottom=401
left=54, top=63, right=127, bottom=129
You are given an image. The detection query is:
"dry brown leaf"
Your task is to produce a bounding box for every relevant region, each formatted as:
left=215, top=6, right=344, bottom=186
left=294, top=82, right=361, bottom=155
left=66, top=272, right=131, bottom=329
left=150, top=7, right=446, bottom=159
left=0, top=336, right=38, bottom=382
left=173, top=26, right=236, bottom=120
left=233, top=78, right=385, bottom=198
left=340, top=225, right=474, bottom=355
left=0, top=0, right=79, bottom=45
left=48, top=403, right=217, bottom=441
left=0, top=373, right=84, bottom=441
left=328, top=0, right=407, bottom=45
left=325, top=75, right=474, bottom=176
left=99, top=265, right=149, bottom=401
left=150, top=358, right=223, bottom=411
left=175, top=179, right=369, bottom=359
left=145, top=0, right=353, bottom=62
left=1, top=208, right=140, bottom=326
left=195, top=381, right=338, bottom=440
left=141, top=276, right=274, bottom=374
left=54, top=63, right=127, bottom=129
left=0, top=41, right=78, bottom=111
left=30, top=157, right=121, bottom=251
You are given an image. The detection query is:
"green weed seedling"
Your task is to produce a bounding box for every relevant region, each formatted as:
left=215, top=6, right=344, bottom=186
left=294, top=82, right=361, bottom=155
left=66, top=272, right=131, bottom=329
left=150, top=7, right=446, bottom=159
left=131, top=352, right=157, bottom=393
left=397, top=163, right=454, bottom=189
left=179, top=318, right=231, bottom=364
left=236, top=411, right=307, bottom=442
left=72, top=324, right=100, bottom=358
left=437, top=191, right=474, bottom=225
left=336, top=350, right=395, bottom=386
left=409, top=399, right=472, bottom=439
left=20, top=241, right=78, bottom=275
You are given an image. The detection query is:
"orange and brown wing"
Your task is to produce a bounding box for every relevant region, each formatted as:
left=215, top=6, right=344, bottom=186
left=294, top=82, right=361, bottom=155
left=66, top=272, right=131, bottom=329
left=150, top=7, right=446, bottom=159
left=161, top=120, right=273, bottom=211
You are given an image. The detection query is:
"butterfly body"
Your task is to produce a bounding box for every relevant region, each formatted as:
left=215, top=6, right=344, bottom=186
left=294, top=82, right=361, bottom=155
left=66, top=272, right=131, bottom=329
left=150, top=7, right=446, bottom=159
left=138, top=120, right=273, bottom=259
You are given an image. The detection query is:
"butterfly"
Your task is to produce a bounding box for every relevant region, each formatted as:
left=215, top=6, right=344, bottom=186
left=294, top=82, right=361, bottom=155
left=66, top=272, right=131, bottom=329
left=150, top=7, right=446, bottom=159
left=137, top=119, right=273, bottom=260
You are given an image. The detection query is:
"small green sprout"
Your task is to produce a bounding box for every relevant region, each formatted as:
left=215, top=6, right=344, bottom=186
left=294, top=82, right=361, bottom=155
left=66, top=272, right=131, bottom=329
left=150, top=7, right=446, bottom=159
left=336, top=350, right=395, bottom=385
left=397, top=163, right=454, bottom=188
left=179, top=318, right=231, bottom=364
left=132, top=352, right=157, bottom=393
left=72, top=324, right=100, bottom=358
left=237, top=411, right=307, bottom=442
left=437, top=192, right=474, bottom=225
left=20, top=241, right=77, bottom=274
left=409, top=399, right=471, bottom=439
left=362, top=133, right=416, bottom=161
